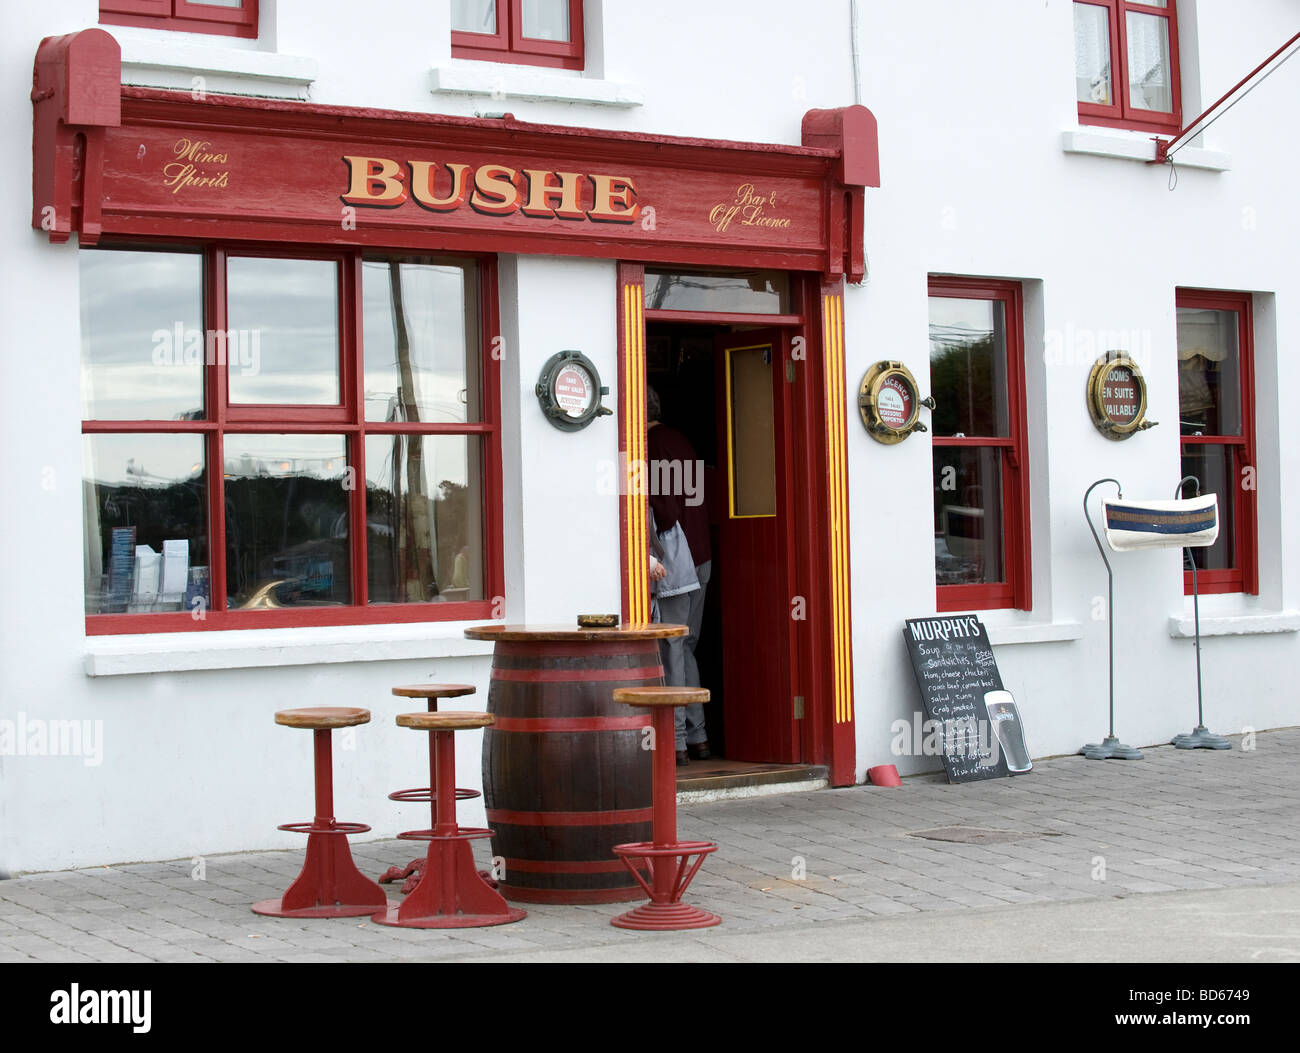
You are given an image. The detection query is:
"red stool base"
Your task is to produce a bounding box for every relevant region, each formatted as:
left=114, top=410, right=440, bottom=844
left=371, top=835, right=525, bottom=929
left=252, top=827, right=388, bottom=919
left=611, top=902, right=721, bottom=931
left=610, top=840, right=719, bottom=931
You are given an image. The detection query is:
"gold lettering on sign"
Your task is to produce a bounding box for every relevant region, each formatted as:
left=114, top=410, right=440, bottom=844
left=339, top=156, right=640, bottom=225
left=709, top=182, right=792, bottom=233
left=163, top=138, right=230, bottom=195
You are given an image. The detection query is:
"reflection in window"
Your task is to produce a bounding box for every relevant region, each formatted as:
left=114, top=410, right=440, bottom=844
left=928, top=298, right=1009, bottom=437
left=83, top=434, right=208, bottom=614
left=80, top=249, right=205, bottom=421
left=1177, top=308, right=1241, bottom=436
left=365, top=435, right=484, bottom=604
left=645, top=270, right=790, bottom=314
left=452, top=0, right=496, bottom=33
left=224, top=435, right=351, bottom=608
left=363, top=259, right=480, bottom=423
left=226, top=257, right=340, bottom=405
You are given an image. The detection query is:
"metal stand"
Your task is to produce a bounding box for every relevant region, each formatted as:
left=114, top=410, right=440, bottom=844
left=1170, top=477, right=1232, bottom=750
left=1081, top=479, right=1143, bottom=760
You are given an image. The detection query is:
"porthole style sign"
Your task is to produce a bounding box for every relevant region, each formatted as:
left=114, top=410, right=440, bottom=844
left=536, top=350, right=612, bottom=431
left=1086, top=353, right=1157, bottom=440
left=858, top=360, right=934, bottom=444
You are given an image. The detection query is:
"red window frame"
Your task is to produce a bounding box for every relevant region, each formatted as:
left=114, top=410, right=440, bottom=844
left=1075, top=0, right=1182, bottom=134
left=452, top=0, right=585, bottom=70
left=1176, top=288, right=1257, bottom=596
left=929, top=277, right=1031, bottom=613
left=82, top=243, right=504, bottom=635
left=100, top=0, right=259, bottom=39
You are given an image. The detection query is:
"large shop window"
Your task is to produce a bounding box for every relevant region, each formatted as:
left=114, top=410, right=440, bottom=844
left=100, top=1, right=259, bottom=39
left=928, top=278, right=1031, bottom=612
left=80, top=247, right=501, bottom=634
left=451, top=0, right=584, bottom=69
left=1073, top=0, right=1181, bottom=134
left=1176, top=289, right=1257, bottom=595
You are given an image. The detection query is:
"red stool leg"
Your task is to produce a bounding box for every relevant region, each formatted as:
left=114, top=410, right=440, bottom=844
left=253, top=729, right=388, bottom=919
left=373, top=728, right=524, bottom=928
left=611, top=707, right=720, bottom=931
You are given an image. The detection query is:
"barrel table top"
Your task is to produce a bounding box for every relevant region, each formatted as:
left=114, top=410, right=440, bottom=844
left=465, top=623, right=687, bottom=642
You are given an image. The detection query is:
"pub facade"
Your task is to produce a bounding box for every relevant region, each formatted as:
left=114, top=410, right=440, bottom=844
left=2, top=0, right=1297, bottom=874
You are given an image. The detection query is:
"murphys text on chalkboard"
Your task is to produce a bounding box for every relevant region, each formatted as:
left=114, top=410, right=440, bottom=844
left=901, top=615, right=1011, bottom=783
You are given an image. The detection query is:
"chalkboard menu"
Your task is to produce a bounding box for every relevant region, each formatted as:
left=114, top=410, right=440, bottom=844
left=902, top=616, right=1010, bottom=783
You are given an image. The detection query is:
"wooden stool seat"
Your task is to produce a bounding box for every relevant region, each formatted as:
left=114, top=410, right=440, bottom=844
left=396, top=711, right=494, bottom=731
left=275, top=707, right=371, bottom=729
left=612, top=687, right=710, bottom=708
left=391, top=684, right=476, bottom=700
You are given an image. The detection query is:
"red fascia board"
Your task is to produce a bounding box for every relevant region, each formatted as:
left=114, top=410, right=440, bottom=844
left=120, top=87, right=844, bottom=173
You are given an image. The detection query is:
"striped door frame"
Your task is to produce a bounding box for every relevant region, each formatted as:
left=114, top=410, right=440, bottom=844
left=615, top=265, right=857, bottom=785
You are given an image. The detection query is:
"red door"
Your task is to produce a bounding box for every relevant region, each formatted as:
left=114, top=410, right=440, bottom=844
left=715, top=329, right=799, bottom=762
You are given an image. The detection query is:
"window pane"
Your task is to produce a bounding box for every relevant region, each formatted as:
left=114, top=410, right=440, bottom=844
left=363, top=259, right=480, bottom=423
left=80, top=250, right=204, bottom=421
left=934, top=447, right=1004, bottom=586
left=727, top=345, right=776, bottom=517
left=452, top=0, right=496, bottom=33
left=644, top=270, right=790, bottom=314
left=1181, top=445, right=1235, bottom=572
left=189, top=1, right=244, bottom=7
left=226, top=257, right=340, bottom=405
left=365, top=435, right=484, bottom=604
left=224, top=435, right=351, bottom=608
left=522, top=0, right=570, bottom=41
left=1177, top=307, right=1241, bottom=436
left=1126, top=11, right=1173, bottom=112
left=1074, top=3, right=1112, bottom=105
left=928, top=297, right=1009, bottom=437
left=83, top=434, right=208, bottom=614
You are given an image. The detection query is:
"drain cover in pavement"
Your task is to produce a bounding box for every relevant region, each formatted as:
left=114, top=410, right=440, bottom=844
left=909, top=826, right=1050, bottom=845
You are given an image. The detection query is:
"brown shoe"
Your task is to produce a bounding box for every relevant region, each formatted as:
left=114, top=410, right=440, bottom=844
left=687, top=742, right=712, bottom=761
left=676, top=750, right=690, bottom=766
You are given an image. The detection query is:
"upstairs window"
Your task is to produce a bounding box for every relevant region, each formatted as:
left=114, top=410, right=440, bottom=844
left=1073, top=0, right=1181, bottom=134
left=452, top=0, right=584, bottom=70
left=100, top=1, right=259, bottom=39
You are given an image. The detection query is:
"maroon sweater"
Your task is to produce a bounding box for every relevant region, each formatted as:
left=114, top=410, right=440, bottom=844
left=647, top=422, right=711, bottom=567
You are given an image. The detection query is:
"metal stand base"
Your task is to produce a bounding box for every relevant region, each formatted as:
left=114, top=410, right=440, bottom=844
left=1080, top=735, right=1143, bottom=760
left=1172, top=726, right=1232, bottom=750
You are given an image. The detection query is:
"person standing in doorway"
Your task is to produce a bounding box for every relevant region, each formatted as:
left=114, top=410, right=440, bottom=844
left=647, top=385, right=712, bottom=765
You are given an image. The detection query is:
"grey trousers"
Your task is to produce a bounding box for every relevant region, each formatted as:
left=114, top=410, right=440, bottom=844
left=658, top=561, right=710, bottom=751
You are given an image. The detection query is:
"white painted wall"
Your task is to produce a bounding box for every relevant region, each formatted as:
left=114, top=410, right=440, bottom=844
left=1, top=1, right=1296, bottom=872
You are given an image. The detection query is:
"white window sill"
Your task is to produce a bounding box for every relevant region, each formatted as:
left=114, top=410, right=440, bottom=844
left=84, top=620, right=499, bottom=677
left=429, top=63, right=643, bottom=108
left=1061, top=128, right=1231, bottom=172
left=115, top=33, right=318, bottom=99
left=1168, top=607, right=1300, bottom=638
left=939, top=610, right=1084, bottom=646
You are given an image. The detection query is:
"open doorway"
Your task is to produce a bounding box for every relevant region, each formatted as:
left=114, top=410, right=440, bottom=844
left=646, top=320, right=802, bottom=774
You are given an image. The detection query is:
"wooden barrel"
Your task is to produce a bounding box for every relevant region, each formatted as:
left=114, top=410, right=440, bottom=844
left=481, top=637, right=661, bottom=904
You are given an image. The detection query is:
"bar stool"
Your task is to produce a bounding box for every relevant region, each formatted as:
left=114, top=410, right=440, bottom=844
left=609, top=687, right=720, bottom=931
left=378, top=684, right=480, bottom=892
left=372, top=711, right=526, bottom=928
left=252, top=707, right=389, bottom=919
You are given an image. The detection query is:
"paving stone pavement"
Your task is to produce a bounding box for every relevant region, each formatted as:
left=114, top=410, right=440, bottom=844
left=2, top=729, right=1298, bottom=962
